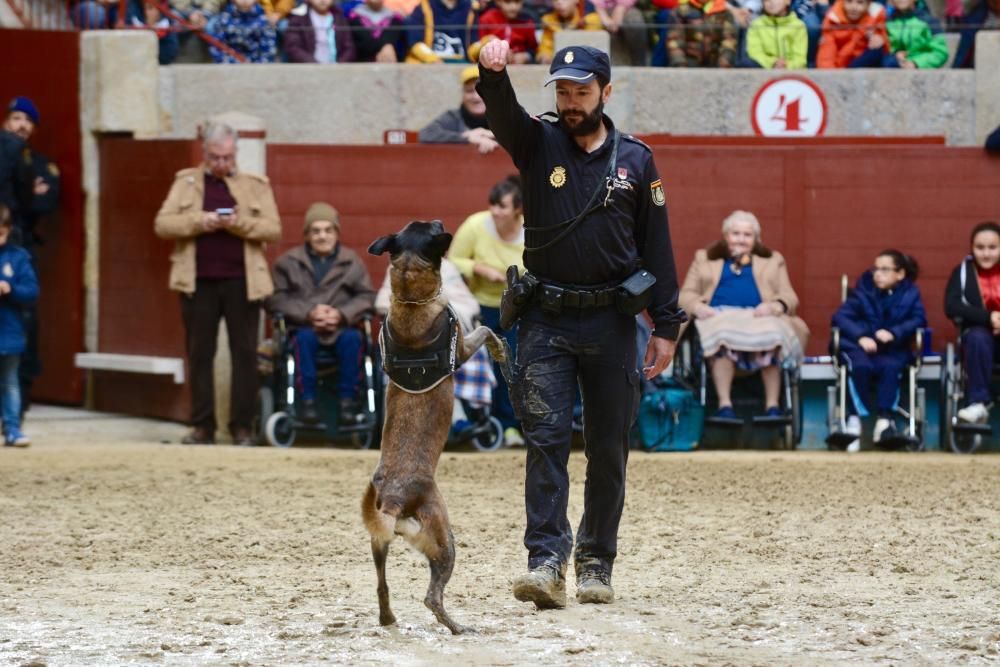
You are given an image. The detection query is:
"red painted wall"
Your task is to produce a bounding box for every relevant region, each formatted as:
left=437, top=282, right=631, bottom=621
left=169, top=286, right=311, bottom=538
left=96, top=139, right=1000, bottom=420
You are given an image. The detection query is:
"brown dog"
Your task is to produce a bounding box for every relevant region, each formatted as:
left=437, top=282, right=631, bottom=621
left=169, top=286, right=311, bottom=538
left=362, top=220, right=508, bottom=634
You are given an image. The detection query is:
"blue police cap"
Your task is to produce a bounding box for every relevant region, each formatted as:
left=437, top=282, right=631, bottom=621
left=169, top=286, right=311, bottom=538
left=544, top=46, right=611, bottom=86
left=6, top=96, right=39, bottom=124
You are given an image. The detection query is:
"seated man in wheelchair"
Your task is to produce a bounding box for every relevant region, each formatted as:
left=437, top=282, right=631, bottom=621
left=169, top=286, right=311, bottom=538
left=831, top=250, right=926, bottom=451
left=679, top=210, right=809, bottom=421
left=267, top=202, right=376, bottom=425
left=944, top=221, right=1000, bottom=425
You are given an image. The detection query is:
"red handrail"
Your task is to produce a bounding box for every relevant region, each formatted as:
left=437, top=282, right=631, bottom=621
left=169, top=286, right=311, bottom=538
left=150, top=0, right=248, bottom=63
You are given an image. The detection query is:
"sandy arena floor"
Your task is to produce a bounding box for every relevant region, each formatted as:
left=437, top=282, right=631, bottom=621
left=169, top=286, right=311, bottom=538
left=1, top=406, right=999, bottom=666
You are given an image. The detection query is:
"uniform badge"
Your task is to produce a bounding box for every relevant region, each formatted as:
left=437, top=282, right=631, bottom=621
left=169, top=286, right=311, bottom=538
left=47, top=163, right=60, bottom=177
left=2, top=263, right=12, bottom=278
left=650, top=179, right=665, bottom=206
left=564, top=50, right=574, bottom=64
left=618, top=167, right=628, bottom=180
left=549, top=166, right=567, bottom=188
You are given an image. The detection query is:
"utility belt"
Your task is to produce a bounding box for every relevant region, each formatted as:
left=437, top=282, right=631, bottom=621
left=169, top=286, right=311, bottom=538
left=499, top=266, right=655, bottom=330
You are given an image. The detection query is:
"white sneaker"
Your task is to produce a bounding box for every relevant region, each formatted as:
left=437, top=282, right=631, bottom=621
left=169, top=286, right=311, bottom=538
left=504, top=427, right=525, bottom=447
left=846, top=439, right=861, bottom=453
left=957, top=402, right=989, bottom=424
left=845, top=415, right=862, bottom=436
left=873, top=418, right=893, bottom=443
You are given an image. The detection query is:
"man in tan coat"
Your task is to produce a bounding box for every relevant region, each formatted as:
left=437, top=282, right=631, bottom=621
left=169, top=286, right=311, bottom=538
left=267, top=203, right=375, bottom=424
left=155, top=122, right=281, bottom=445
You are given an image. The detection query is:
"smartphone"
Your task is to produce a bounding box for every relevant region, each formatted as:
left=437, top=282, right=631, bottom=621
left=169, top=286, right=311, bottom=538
left=215, top=207, right=234, bottom=216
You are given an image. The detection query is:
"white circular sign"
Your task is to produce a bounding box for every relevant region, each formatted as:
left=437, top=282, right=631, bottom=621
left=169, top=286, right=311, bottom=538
left=751, top=76, right=828, bottom=137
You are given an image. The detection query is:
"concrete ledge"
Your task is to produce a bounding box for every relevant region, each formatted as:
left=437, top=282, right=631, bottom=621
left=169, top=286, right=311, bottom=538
left=75, top=353, right=186, bottom=384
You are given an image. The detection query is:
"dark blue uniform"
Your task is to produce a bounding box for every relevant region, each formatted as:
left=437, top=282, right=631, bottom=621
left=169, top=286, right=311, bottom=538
left=477, top=65, right=683, bottom=575
left=0, top=131, right=33, bottom=230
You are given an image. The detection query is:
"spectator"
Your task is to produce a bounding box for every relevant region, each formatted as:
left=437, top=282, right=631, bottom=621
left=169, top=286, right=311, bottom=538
left=745, top=0, right=808, bottom=67
left=268, top=203, right=375, bottom=425
left=952, top=0, right=998, bottom=68
left=0, top=204, right=38, bottom=448
left=665, top=0, right=739, bottom=67
left=816, top=0, right=889, bottom=68
left=447, top=176, right=526, bottom=445
left=679, top=210, right=809, bottom=420
left=592, top=0, right=649, bottom=65
left=884, top=0, right=948, bottom=67
left=418, top=65, right=499, bottom=154
left=173, top=0, right=225, bottom=29
left=650, top=0, right=679, bottom=66
left=477, top=0, right=540, bottom=64
left=791, top=0, right=830, bottom=66
left=944, top=222, right=1000, bottom=425
left=986, top=124, right=1000, bottom=152
left=538, top=0, right=604, bottom=64
left=154, top=122, right=281, bottom=446
left=127, top=1, right=181, bottom=65
left=69, top=0, right=122, bottom=29
left=209, top=0, right=278, bottom=63
left=348, top=0, right=406, bottom=62
left=285, top=0, right=358, bottom=63
left=2, top=98, right=59, bottom=413
left=260, top=0, right=294, bottom=26
left=831, top=250, right=926, bottom=450
left=403, top=0, right=479, bottom=63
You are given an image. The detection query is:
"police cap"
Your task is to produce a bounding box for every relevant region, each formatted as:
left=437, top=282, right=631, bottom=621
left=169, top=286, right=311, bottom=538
left=544, top=46, right=611, bottom=86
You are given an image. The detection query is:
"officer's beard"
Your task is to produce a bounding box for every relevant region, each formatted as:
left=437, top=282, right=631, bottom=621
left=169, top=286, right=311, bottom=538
left=559, top=101, right=605, bottom=137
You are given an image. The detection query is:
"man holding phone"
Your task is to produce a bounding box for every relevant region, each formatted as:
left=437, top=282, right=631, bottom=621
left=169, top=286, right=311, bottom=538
left=155, top=121, right=281, bottom=446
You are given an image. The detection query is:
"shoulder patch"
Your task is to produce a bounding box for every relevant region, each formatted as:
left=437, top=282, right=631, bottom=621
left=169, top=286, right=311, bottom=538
left=623, top=134, right=652, bottom=153
left=650, top=179, right=665, bottom=207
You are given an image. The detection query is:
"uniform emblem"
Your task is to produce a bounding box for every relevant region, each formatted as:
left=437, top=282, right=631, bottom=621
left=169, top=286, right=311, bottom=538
left=617, top=167, right=627, bottom=180
left=549, top=166, right=567, bottom=188
left=47, top=162, right=60, bottom=177
left=564, top=50, right=574, bottom=64
left=650, top=179, right=665, bottom=206
left=2, top=263, right=12, bottom=278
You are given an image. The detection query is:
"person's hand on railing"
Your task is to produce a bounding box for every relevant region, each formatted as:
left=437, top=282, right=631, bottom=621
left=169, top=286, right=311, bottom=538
left=188, top=10, right=207, bottom=29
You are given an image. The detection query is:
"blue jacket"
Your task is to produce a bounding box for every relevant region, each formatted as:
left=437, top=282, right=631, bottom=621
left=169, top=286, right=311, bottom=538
left=0, top=243, right=39, bottom=355
left=831, top=270, right=927, bottom=357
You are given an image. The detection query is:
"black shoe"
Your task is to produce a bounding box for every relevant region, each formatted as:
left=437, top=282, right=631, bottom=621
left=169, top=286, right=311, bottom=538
left=300, top=399, right=320, bottom=424
left=181, top=428, right=215, bottom=445
left=338, top=397, right=362, bottom=426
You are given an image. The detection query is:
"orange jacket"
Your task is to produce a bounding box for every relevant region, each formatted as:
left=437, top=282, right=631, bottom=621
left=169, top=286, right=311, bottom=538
left=816, top=0, right=888, bottom=68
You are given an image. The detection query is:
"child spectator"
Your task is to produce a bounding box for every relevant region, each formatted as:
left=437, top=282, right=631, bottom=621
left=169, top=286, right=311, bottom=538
left=127, top=1, right=181, bottom=65
left=790, top=0, right=829, bottom=66
left=348, top=0, right=406, bottom=62
left=650, top=0, right=678, bottom=66
left=591, top=0, right=649, bottom=65
left=537, top=0, right=605, bottom=63
left=831, top=250, right=926, bottom=451
left=745, top=0, right=808, bottom=67
left=209, top=0, right=278, bottom=63
left=285, top=0, right=358, bottom=63
left=0, top=204, right=39, bottom=448
left=260, top=0, right=294, bottom=27
left=884, top=0, right=948, bottom=67
left=477, top=0, right=539, bottom=64
left=403, top=0, right=479, bottom=63
left=816, top=0, right=888, bottom=68
left=666, top=0, right=739, bottom=67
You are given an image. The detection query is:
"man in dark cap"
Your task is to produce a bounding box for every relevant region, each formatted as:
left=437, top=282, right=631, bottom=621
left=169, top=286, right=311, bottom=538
left=1, top=96, right=60, bottom=410
left=477, top=41, right=685, bottom=609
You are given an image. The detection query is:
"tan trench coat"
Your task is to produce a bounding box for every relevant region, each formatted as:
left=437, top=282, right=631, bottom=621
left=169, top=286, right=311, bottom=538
left=154, top=167, right=282, bottom=302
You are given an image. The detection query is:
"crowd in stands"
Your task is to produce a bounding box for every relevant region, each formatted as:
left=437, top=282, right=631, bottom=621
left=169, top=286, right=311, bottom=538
left=68, top=0, right=997, bottom=68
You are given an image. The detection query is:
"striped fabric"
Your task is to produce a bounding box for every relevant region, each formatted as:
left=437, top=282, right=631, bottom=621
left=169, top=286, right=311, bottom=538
left=694, top=307, right=804, bottom=364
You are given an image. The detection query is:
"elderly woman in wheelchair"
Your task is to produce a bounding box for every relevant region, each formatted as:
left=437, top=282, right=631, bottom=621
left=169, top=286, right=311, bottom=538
left=267, top=203, right=377, bottom=427
left=679, top=210, right=809, bottom=428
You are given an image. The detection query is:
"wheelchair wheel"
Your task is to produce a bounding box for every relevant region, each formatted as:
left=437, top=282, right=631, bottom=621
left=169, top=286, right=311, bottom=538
left=351, top=427, right=378, bottom=450
left=950, top=430, right=983, bottom=455
left=471, top=416, right=504, bottom=452
left=254, top=386, right=274, bottom=446
left=265, top=411, right=296, bottom=448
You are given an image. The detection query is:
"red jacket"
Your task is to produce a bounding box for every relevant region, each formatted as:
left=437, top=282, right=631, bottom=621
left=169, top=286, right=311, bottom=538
left=477, top=7, right=538, bottom=55
left=817, top=0, right=888, bottom=68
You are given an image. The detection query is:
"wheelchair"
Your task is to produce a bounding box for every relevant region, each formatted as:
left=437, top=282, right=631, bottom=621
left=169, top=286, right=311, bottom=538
left=939, top=322, right=996, bottom=454
left=826, top=277, right=928, bottom=452
left=447, top=396, right=505, bottom=452
left=673, top=324, right=803, bottom=449
left=255, top=314, right=383, bottom=449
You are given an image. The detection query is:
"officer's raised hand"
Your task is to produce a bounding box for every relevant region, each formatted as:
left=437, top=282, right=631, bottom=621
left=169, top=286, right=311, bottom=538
left=479, top=39, right=510, bottom=72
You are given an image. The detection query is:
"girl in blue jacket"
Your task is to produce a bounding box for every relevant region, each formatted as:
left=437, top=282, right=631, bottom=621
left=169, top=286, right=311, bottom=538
left=0, top=205, right=39, bottom=447
left=832, top=249, right=926, bottom=450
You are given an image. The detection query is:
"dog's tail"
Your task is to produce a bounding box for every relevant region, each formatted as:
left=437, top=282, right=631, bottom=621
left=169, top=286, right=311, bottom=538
left=361, top=483, right=403, bottom=542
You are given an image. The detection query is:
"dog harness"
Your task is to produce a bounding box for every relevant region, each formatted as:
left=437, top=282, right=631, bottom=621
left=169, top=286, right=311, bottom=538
left=379, top=306, right=460, bottom=393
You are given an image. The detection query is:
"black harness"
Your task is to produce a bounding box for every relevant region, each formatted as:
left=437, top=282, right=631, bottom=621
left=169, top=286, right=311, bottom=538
left=379, top=306, right=460, bottom=394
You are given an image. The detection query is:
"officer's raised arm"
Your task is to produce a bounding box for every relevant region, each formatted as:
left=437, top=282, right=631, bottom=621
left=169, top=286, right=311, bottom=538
left=476, top=39, right=540, bottom=169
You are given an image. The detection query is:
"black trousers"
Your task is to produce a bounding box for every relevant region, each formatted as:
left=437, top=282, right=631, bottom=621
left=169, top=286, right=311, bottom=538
left=512, top=304, right=640, bottom=572
left=180, top=278, right=260, bottom=435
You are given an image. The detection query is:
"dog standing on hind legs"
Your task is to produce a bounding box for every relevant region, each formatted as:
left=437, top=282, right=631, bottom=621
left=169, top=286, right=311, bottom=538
left=362, top=220, right=509, bottom=635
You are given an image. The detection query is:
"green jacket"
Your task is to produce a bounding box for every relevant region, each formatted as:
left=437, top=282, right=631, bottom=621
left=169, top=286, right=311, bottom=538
left=746, top=13, right=808, bottom=69
left=886, top=13, right=948, bottom=68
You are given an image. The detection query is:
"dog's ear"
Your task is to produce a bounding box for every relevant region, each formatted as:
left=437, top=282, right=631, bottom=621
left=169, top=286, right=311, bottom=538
left=427, top=220, right=452, bottom=261
left=368, top=234, right=397, bottom=256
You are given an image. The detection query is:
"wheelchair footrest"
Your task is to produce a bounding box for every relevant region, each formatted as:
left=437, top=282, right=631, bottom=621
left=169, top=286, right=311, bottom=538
left=953, top=422, right=993, bottom=435
left=706, top=416, right=744, bottom=428
left=875, top=434, right=922, bottom=451
left=751, top=414, right=792, bottom=426
left=826, top=431, right=857, bottom=449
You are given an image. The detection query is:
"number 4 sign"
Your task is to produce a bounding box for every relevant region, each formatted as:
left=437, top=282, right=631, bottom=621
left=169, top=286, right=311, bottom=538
left=751, top=76, right=828, bottom=137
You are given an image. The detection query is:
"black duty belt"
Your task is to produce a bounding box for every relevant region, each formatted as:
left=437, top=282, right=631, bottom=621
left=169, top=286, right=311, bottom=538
left=379, top=306, right=460, bottom=394
left=532, top=276, right=619, bottom=311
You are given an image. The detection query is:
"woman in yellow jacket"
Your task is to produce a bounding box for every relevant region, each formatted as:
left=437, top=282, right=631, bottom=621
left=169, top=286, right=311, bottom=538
left=449, top=176, right=525, bottom=443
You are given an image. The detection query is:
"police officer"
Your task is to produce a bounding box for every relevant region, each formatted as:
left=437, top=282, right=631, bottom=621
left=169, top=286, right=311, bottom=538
left=477, top=41, right=685, bottom=609
left=2, top=97, right=60, bottom=408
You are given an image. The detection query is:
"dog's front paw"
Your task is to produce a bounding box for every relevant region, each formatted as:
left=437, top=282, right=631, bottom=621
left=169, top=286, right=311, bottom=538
left=379, top=611, right=397, bottom=627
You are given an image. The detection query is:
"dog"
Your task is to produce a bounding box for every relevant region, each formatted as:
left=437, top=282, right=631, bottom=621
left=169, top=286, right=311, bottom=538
left=362, top=220, right=509, bottom=635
